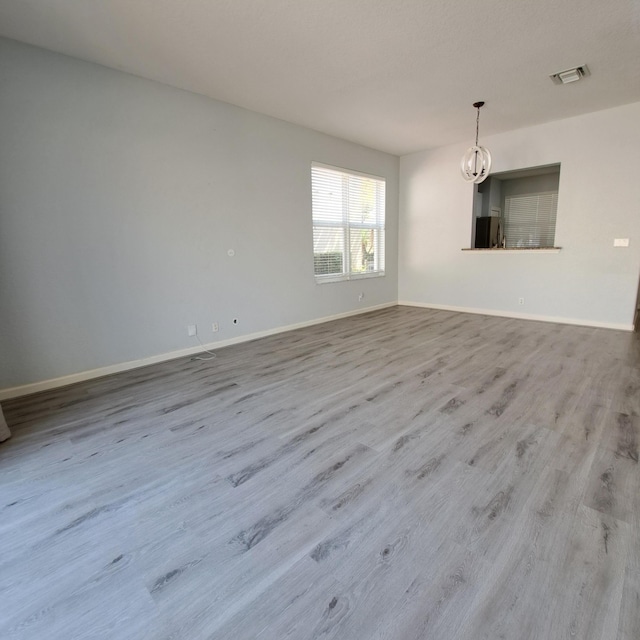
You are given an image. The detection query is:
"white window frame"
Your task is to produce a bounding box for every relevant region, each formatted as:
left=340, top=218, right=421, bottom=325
left=311, top=162, right=386, bottom=283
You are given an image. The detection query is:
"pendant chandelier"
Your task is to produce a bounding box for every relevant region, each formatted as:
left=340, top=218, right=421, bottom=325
left=460, top=101, right=491, bottom=184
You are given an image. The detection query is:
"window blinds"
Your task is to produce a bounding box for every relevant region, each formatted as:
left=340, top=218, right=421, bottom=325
left=504, top=192, right=558, bottom=248
left=312, top=164, right=385, bottom=280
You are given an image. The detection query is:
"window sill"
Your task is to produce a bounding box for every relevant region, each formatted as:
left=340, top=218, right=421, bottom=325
left=461, top=247, right=561, bottom=254
left=315, top=272, right=385, bottom=284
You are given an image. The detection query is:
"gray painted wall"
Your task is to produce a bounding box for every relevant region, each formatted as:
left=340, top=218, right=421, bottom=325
left=479, top=177, right=502, bottom=218
left=0, top=38, right=399, bottom=390
left=399, top=102, right=640, bottom=328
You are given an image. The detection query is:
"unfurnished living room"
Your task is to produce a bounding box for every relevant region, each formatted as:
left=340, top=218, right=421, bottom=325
left=1, top=2, right=639, bottom=639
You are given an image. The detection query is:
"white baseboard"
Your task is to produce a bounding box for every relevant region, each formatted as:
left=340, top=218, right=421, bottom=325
left=0, top=302, right=396, bottom=401
left=3, top=299, right=631, bottom=401
left=398, top=300, right=634, bottom=332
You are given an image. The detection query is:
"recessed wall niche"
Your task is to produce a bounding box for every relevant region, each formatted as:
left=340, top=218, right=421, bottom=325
left=471, top=163, right=561, bottom=249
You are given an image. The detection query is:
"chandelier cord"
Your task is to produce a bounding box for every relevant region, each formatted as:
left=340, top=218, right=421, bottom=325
left=475, top=106, right=480, bottom=147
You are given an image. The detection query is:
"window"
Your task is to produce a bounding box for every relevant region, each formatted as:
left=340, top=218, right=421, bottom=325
left=471, top=164, right=560, bottom=249
left=504, top=192, right=558, bottom=248
left=312, top=163, right=385, bottom=282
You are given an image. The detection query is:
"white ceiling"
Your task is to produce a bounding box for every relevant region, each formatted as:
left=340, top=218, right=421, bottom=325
left=1, top=0, right=639, bottom=155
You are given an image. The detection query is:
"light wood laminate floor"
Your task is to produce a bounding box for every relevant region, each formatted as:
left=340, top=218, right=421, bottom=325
left=1, top=306, right=639, bottom=639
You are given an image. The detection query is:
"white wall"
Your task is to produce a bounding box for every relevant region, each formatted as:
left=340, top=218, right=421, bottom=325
left=0, top=38, right=399, bottom=392
left=399, top=102, right=640, bottom=329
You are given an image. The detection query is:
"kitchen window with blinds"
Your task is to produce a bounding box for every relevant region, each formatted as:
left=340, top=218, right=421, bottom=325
left=504, top=191, right=558, bottom=248
left=312, top=163, right=385, bottom=282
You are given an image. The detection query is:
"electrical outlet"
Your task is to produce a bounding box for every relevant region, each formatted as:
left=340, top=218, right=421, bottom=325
left=518, top=298, right=525, bottom=305
left=212, top=322, right=219, bottom=333
left=187, top=324, right=197, bottom=337
left=613, top=238, right=630, bottom=247
left=358, top=292, right=364, bottom=302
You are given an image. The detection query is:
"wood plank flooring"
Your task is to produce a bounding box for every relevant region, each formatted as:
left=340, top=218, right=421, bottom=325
left=1, top=305, right=639, bottom=639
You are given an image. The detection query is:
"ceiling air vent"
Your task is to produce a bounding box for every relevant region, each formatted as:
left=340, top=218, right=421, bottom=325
left=550, top=65, right=590, bottom=85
